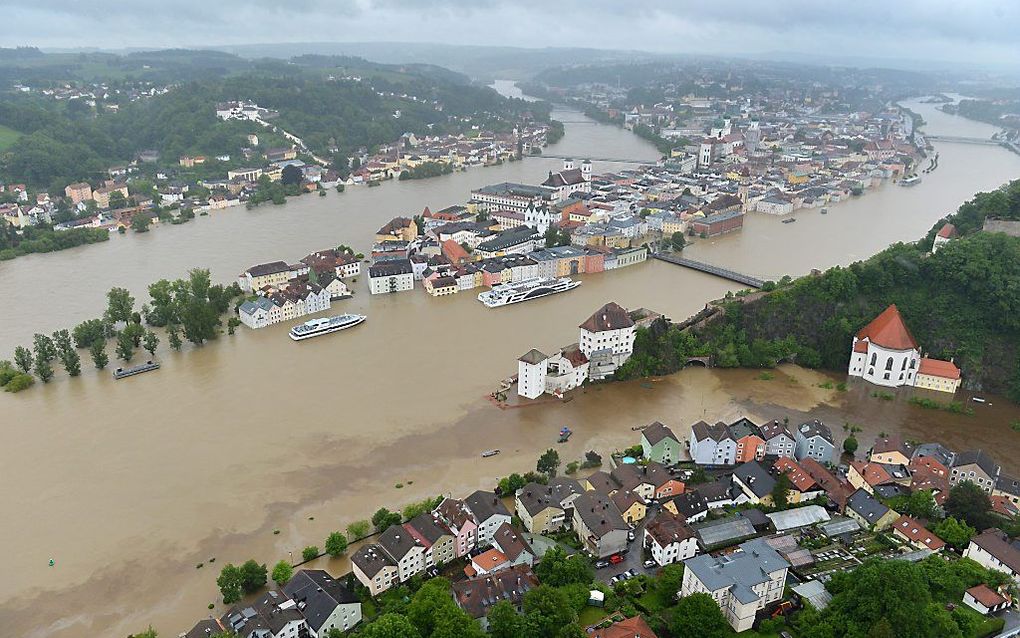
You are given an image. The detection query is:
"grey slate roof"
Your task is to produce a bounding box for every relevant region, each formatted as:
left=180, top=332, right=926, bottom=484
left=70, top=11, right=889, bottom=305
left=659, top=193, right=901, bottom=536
left=572, top=491, right=628, bottom=537
left=351, top=543, right=395, bottom=578
left=733, top=461, right=776, bottom=498
left=667, top=491, right=708, bottom=519
left=378, top=524, right=420, bottom=561
left=683, top=538, right=789, bottom=602
left=282, top=569, right=358, bottom=632
left=516, top=481, right=573, bottom=517
left=245, top=261, right=291, bottom=277
left=912, top=442, right=956, bottom=467
left=795, top=420, right=833, bottom=443
left=642, top=421, right=679, bottom=446
left=847, top=488, right=890, bottom=524
left=953, top=449, right=1000, bottom=477
left=759, top=421, right=793, bottom=442
left=691, top=420, right=734, bottom=443
left=465, top=490, right=511, bottom=523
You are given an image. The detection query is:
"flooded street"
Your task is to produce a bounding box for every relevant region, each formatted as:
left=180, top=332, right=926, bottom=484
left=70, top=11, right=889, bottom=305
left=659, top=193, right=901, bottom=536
left=1, top=90, right=1019, bottom=637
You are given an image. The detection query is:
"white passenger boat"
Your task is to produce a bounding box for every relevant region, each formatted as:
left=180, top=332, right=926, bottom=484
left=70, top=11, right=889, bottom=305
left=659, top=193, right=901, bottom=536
left=477, top=277, right=581, bottom=308
left=900, top=175, right=922, bottom=187
left=289, top=314, right=366, bottom=341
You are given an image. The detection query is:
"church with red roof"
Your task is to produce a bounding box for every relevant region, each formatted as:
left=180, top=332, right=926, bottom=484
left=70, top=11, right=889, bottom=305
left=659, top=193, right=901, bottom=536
left=848, top=305, right=961, bottom=393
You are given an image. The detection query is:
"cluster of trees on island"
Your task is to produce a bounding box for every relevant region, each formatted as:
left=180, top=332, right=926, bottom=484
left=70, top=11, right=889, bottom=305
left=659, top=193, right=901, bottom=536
left=617, top=179, right=1020, bottom=403
left=0, top=218, right=110, bottom=260
left=0, top=268, right=242, bottom=393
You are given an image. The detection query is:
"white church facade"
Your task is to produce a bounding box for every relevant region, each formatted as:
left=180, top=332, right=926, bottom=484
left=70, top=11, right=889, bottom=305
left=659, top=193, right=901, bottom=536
left=848, top=304, right=961, bottom=393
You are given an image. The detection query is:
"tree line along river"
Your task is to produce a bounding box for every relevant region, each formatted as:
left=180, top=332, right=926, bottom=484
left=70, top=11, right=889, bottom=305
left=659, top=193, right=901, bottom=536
left=1, top=91, right=1019, bottom=638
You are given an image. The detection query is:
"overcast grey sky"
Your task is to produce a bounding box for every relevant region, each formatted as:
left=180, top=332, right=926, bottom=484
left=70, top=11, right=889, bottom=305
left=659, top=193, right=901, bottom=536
left=3, top=0, right=1019, bottom=68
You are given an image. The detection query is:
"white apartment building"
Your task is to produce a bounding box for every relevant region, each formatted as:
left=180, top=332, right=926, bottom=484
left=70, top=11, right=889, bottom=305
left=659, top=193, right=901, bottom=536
left=681, top=539, right=790, bottom=632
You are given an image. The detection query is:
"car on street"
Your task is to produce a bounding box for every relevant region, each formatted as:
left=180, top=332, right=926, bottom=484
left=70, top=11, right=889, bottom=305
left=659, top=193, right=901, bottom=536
left=627, top=530, right=636, bottom=542
left=643, top=560, right=657, bottom=569
left=594, top=559, right=610, bottom=569
left=609, top=554, right=624, bottom=564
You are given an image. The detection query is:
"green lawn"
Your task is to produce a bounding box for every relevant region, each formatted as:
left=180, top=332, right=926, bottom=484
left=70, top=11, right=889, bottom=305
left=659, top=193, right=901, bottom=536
left=578, top=605, right=612, bottom=627
left=0, top=124, right=21, bottom=151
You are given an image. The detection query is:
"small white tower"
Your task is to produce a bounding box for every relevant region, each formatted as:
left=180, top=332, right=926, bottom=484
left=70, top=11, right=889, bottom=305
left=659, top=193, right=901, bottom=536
left=563, top=158, right=575, bottom=171
left=581, top=159, right=592, bottom=182
left=518, top=349, right=548, bottom=399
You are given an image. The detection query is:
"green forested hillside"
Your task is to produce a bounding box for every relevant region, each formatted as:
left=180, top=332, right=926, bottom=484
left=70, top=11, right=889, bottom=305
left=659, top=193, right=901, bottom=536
left=0, top=52, right=550, bottom=191
left=620, top=180, right=1020, bottom=401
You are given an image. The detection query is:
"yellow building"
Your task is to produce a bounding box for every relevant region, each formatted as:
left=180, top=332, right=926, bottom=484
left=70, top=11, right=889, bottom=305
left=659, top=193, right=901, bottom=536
left=612, top=491, right=647, bottom=524
left=914, top=358, right=962, bottom=394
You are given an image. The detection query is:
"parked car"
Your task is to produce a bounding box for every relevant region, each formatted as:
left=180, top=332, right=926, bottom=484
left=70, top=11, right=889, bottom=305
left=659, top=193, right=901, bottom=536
left=594, top=560, right=610, bottom=569
left=610, top=575, right=620, bottom=585
left=627, top=530, right=636, bottom=542
left=643, top=560, right=657, bottom=569
left=625, top=568, right=637, bottom=578
left=609, top=554, right=624, bottom=565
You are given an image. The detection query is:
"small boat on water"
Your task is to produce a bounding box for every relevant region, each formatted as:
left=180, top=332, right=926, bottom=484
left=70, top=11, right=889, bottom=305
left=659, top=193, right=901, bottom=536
left=820, top=208, right=828, bottom=215
left=782, top=218, right=797, bottom=224
left=290, top=314, right=366, bottom=341
left=972, top=397, right=987, bottom=404
left=113, top=360, right=160, bottom=380
left=481, top=449, right=500, bottom=458
left=900, top=175, right=922, bottom=187
left=558, top=427, right=573, bottom=443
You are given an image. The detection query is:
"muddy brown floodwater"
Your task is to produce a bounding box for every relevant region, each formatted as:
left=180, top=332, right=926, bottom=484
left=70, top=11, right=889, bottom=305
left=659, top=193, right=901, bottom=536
left=1, top=93, right=1019, bottom=637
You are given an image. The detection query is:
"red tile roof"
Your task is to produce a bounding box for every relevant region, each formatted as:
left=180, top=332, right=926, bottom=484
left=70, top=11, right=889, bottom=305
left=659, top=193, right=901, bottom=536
left=442, top=239, right=470, bottom=264
left=918, top=357, right=960, bottom=380
left=856, top=304, right=918, bottom=350
left=591, top=615, right=659, bottom=638
left=937, top=223, right=958, bottom=239
left=892, top=515, right=945, bottom=551
left=967, top=584, right=1008, bottom=608
left=774, top=457, right=817, bottom=492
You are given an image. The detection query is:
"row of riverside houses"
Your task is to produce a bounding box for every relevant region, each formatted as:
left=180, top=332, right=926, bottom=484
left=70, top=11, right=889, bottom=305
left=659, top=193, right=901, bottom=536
left=346, top=124, right=551, bottom=186
left=364, top=207, right=648, bottom=298
left=181, top=418, right=1020, bottom=637
left=632, top=420, right=1020, bottom=632
left=184, top=569, right=362, bottom=638
left=236, top=247, right=360, bottom=329
left=686, top=414, right=1020, bottom=512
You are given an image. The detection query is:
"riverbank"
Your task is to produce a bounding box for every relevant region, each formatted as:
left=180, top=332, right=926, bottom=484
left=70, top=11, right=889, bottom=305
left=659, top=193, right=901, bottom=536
left=7, top=363, right=1020, bottom=638
left=3, top=96, right=1020, bottom=638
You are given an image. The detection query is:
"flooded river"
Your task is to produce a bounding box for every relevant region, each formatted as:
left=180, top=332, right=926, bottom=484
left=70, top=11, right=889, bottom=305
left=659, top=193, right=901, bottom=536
left=1, top=89, right=1019, bottom=637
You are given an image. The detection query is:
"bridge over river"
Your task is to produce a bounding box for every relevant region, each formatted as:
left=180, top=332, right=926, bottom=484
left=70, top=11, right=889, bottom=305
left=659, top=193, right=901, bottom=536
left=653, top=253, right=765, bottom=288
left=538, top=153, right=654, bottom=164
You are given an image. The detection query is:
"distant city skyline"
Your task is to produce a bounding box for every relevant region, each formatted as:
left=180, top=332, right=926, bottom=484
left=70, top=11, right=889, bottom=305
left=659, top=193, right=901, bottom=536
left=4, top=0, right=1019, bottom=73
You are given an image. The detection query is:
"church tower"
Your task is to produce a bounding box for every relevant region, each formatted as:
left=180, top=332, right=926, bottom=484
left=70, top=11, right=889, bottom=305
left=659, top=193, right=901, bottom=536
left=581, top=159, right=592, bottom=182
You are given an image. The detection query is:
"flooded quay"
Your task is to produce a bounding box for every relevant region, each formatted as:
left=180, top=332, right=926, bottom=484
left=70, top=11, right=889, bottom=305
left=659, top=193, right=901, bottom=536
left=1, top=92, right=1019, bottom=637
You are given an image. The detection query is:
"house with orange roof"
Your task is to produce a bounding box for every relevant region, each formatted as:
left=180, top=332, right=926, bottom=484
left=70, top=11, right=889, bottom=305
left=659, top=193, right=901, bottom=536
left=848, top=305, right=920, bottom=388
left=469, top=548, right=509, bottom=576
left=441, top=239, right=473, bottom=265
left=848, top=305, right=961, bottom=393
left=915, top=357, right=962, bottom=393
left=891, top=515, right=945, bottom=552
left=932, top=222, right=958, bottom=253
left=774, top=457, right=823, bottom=502
left=589, top=615, right=659, bottom=638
